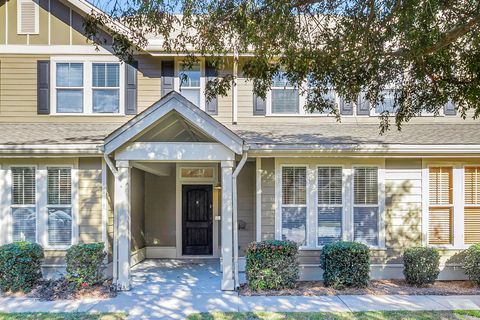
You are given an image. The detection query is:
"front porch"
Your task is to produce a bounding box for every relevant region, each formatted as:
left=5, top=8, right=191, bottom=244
left=103, top=92, right=253, bottom=291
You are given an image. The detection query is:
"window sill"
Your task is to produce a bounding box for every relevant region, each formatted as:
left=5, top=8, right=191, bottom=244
left=44, top=246, right=71, bottom=251
left=50, top=113, right=127, bottom=117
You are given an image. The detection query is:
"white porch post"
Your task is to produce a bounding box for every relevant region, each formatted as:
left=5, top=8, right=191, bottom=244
left=114, top=160, right=131, bottom=290
left=221, top=160, right=235, bottom=290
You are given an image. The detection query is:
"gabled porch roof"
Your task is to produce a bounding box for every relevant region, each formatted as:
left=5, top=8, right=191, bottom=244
left=103, top=91, right=245, bottom=156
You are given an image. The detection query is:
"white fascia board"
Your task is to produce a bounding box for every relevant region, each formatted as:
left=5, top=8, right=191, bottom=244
left=247, top=143, right=480, bottom=155
left=0, top=144, right=101, bottom=154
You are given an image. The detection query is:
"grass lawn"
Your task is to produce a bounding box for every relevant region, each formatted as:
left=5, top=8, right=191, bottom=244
left=0, top=313, right=125, bottom=320
left=188, top=310, right=480, bottom=320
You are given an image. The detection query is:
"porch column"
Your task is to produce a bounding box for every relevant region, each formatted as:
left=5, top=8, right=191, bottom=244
left=114, top=160, right=131, bottom=290
left=221, top=160, right=234, bottom=290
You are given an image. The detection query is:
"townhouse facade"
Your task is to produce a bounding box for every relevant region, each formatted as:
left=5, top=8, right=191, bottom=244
left=1, top=0, right=480, bottom=291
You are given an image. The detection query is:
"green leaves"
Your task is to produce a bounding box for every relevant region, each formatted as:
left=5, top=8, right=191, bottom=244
left=245, top=240, right=299, bottom=291
left=464, top=243, right=480, bottom=286
left=0, top=242, right=44, bottom=293
left=65, top=243, right=106, bottom=287
left=403, top=246, right=440, bottom=286
left=320, top=241, right=370, bottom=289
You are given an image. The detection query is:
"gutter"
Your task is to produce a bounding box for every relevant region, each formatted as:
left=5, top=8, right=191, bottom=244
left=0, top=144, right=102, bottom=154
left=232, top=148, right=248, bottom=288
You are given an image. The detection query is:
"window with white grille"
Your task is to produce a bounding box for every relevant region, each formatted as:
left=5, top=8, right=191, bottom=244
left=17, top=0, right=39, bottom=34
left=353, top=167, right=379, bottom=246
left=317, top=167, right=343, bottom=246
left=11, top=167, right=36, bottom=243
left=281, top=166, right=307, bottom=245
left=428, top=167, right=453, bottom=245
left=47, top=167, right=72, bottom=247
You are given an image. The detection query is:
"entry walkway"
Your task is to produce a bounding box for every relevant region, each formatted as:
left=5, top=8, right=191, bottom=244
left=0, top=259, right=480, bottom=319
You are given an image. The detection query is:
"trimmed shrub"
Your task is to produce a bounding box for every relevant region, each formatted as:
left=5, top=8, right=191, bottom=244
left=246, top=240, right=299, bottom=291
left=403, top=246, right=440, bottom=286
left=320, top=241, right=370, bottom=288
left=0, top=241, right=44, bottom=292
left=464, top=243, right=480, bottom=286
left=66, top=243, right=106, bottom=287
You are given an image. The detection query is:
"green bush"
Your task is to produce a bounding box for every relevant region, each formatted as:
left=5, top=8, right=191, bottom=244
left=403, top=246, right=440, bottom=286
left=245, top=240, right=299, bottom=291
left=66, top=243, right=106, bottom=287
left=320, top=241, right=370, bottom=288
left=0, top=241, right=44, bottom=292
left=464, top=243, right=480, bottom=286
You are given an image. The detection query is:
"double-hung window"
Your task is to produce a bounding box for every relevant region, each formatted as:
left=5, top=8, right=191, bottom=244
left=271, top=72, right=299, bottom=114
left=179, top=63, right=201, bottom=107
left=374, top=89, right=397, bottom=114
left=353, top=167, right=379, bottom=246
left=464, top=167, right=480, bottom=244
left=428, top=167, right=453, bottom=245
left=56, top=63, right=84, bottom=113
left=47, top=167, right=73, bottom=247
left=281, top=166, right=307, bottom=246
left=317, top=167, right=343, bottom=245
left=11, top=167, right=37, bottom=243
left=92, top=63, right=120, bottom=113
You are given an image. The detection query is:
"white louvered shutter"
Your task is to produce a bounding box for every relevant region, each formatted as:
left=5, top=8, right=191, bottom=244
left=47, top=168, right=72, bottom=246
left=465, top=167, right=480, bottom=244
left=18, top=0, right=38, bottom=34
left=353, top=167, right=379, bottom=246
left=281, top=166, right=307, bottom=246
left=317, top=167, right=342, bottom=245
left=428, top=167, right=453, bottom=245
left=11, top=167, right=36, bottom=242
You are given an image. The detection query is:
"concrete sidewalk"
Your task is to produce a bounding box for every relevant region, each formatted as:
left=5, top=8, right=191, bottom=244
left=0, top=294, right=480, bottom=319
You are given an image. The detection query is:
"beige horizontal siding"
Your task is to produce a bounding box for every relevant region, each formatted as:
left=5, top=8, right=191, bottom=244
left=237, top=161, right=256, bottom=255
left=260, top=158, right=275, bottom=240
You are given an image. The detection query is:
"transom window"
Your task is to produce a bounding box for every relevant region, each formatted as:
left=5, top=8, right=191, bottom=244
left=52, top=60, right=123, bottom=115
left=281, top=166, right=307, bottom=246
left=179, top=63, right=201, bottom=107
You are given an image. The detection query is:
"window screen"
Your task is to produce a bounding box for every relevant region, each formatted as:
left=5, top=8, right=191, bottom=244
left=428, top=167, right=453, bottom=245
left=47, top=167, right=72, bottom=246
left=353, top=167, right=379, bottom=246
left=11, top=167, right=36, bottom=242
left=281, top=166, right=307, bottom=245
left=317, top=167, right=342, bottom=245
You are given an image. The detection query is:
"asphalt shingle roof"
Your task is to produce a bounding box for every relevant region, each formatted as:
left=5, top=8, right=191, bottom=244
left=0, top=122, right=479, bottom=147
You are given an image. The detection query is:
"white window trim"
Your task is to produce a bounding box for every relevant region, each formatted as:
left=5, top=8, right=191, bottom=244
left=275, top=158, right=385, bottom=250
left=174, top=58, right=206, bottom=111
left=17, top=0, right=39, bottom=35
left=44, top=165, right=78, bottom=250
left=315, top=165, right=345, bottom=248
left=2, top=162, right=78, bottom=250
left=422, top=160, right=478, bottom=250
left=8, top=165, right=39, bottom=244
left=351, top=165, right=386, bottom=249
left=50, top=56, right=125, bottom=116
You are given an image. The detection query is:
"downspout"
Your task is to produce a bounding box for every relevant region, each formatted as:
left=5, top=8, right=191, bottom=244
left=232, top=148, right=248, bottom=288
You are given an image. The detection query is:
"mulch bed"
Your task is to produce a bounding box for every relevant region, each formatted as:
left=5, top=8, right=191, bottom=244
left=239, top=280, right=480, bottom=296
left=1, top=278, right=116, bottom=301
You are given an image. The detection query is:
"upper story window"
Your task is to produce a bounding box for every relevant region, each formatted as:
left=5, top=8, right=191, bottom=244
left=271, top=72, right=299, bottom=114
left=17, top=0, right=39, bottom=34
left=179, top=63, right=201, bottom=107
left=51, top=59, right=124, bottom=115
left=374, top=89, right=397, bottom=114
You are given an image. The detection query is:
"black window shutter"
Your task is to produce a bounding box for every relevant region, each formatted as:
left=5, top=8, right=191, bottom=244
left=357, top=93, right=370, bottom=115
left=37, top=60, right=50, bottom=115
left=161, top=60, right=174, bottom=97
left=340, top=97, right=354, bottom=115
left=253, top=94, right=266, bottom=115
left=444, top=101, right=457, bottom=116
left=125, top=61, right=138, bottom=115
left=205, top=61, right=218, bottom=115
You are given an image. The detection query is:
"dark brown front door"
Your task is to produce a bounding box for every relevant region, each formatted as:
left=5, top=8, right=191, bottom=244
left=182, top=185, right=213, bottom=255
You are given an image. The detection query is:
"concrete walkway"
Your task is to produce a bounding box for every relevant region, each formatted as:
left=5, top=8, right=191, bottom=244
left=0, top=259, right=480, bottom=319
